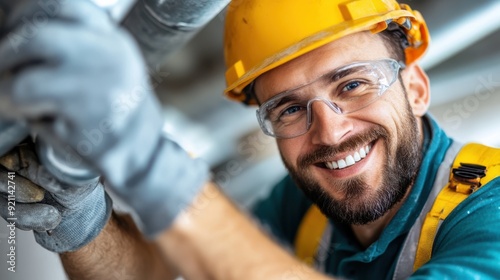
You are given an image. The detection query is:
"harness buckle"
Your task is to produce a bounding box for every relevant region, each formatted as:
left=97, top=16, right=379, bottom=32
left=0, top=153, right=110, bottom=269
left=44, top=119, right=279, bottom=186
left=449, top=163, right=487, bottom=194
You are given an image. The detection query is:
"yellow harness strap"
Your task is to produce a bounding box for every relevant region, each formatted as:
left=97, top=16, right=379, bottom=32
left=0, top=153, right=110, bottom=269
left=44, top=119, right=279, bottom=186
left=413, top=143, right=500, bottom=270
left=294, top=204, right=328, bottom=265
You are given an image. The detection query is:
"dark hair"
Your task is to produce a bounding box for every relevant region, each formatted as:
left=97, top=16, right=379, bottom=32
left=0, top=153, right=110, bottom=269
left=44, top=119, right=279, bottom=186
left=378, top=23, right=409, bottom=63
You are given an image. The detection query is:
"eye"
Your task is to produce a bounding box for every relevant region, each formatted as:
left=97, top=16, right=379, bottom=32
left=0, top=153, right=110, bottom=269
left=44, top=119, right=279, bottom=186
left=282, top=105, right=304, bottom=116
left=341, top=81, right=361, bottom=92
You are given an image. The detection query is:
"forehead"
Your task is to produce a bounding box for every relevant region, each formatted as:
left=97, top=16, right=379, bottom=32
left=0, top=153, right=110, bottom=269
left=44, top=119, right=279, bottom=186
left=254, top=32, right=391, bottom=103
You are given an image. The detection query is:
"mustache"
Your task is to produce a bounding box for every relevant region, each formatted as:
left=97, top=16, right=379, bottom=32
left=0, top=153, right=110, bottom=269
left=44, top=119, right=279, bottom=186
left=298, top=126, right=388, bottom=168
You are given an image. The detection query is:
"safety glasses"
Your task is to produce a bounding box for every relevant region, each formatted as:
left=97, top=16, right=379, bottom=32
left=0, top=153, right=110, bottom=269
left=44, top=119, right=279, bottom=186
left=256, top=59, right=405, bottom=138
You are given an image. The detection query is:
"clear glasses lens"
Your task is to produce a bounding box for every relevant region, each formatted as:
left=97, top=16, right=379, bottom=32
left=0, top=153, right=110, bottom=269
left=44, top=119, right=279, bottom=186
left=256, top=59, right=403, bottom=138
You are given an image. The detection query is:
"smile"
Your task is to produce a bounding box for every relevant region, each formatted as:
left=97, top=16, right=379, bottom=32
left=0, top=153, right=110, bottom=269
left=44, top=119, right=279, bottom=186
left=324, top=143, right=373, bottom=170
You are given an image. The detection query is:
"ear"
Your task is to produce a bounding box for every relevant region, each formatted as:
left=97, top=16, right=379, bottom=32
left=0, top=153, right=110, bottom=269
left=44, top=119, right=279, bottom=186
left=401, top=63, right=430, bottom=117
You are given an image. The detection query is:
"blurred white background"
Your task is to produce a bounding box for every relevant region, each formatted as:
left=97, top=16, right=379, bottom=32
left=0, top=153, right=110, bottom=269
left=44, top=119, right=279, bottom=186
left=1, top=0, right=500, bottom=279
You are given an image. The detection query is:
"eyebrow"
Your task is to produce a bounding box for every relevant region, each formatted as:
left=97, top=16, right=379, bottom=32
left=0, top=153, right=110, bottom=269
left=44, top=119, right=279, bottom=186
left=324, top=67, right=360, bottom=83
left=266, top=93, right=302, bottom=112
left=264, top=65, right=364, bottom=108
left=277, top=66, right=362, bottom=95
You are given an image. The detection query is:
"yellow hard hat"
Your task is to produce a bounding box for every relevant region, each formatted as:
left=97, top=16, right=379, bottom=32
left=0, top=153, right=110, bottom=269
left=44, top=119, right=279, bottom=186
left=223, top=0, right=430, bottom=104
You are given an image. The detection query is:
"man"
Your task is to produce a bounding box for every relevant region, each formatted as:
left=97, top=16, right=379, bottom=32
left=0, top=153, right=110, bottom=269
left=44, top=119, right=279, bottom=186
left=223, top=1, right=500, bottom=278
left=0, top=1, right=499, bottom=280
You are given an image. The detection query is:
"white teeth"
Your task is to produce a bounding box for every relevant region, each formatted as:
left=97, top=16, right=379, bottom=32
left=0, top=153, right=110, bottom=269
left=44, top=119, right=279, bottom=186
left=359, top=148, right=366, bottom=158
left=345, top=155, right=355, bottom=166
left=353, top=152, right=361, bottom=162
left=325, top=162, right=334, bottom=169
left=325, top=143, right=373, bottom=170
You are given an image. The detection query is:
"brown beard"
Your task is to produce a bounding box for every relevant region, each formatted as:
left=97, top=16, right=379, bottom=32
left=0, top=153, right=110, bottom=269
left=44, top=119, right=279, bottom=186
left=282, top=95, right=422, bottom=225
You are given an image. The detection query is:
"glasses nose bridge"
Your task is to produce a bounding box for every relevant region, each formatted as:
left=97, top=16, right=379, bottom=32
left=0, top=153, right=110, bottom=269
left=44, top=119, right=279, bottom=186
left=306, top=96, right=343, bottom=130
left=307, top=97, right=342, bottom=118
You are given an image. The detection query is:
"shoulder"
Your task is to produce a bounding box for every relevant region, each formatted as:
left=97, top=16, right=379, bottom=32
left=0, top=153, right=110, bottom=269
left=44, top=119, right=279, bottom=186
left=434, top=142, right=500, bottom=240
left=416, top=177, right=500, bottom=278
left=441, top=177, right=500, bottom=231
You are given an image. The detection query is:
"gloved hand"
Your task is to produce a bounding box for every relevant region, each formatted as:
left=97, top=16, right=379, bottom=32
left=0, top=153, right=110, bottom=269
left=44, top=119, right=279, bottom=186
left=0, top=140, right=111, bottom=253
left=0, top=0, right=209, bottom=237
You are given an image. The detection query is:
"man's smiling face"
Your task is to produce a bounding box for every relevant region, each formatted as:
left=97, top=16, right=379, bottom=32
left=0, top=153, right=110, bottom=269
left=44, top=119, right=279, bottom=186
left=254, top=32, right=427, bottom=225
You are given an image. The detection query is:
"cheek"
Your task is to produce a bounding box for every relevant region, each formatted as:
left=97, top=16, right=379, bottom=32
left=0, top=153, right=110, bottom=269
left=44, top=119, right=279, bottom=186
left=353, top=100, right=398, bottom=133
left=374, top=89, right=404, bottom=118
left=357, top=93, right=406, bottom=150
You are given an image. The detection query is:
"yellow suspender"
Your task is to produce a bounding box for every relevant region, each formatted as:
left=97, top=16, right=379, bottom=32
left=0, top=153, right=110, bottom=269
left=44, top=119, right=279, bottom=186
left=294, top=143, right=500, bottom=272
left=294, top=204, right=328, bottom=265
left=413, top=143, right=500, bottom=270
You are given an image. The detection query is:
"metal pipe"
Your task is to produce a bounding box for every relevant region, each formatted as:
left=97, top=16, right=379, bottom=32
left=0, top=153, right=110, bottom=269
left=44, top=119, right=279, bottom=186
left=0, top=0, right=135, bottom=180
left=1, top=0, right=230, bottom=184
left=122, top=0, right=230, bottom=65
left=420, top=0, right=500, bottom=70
left=90, top=0, right=137, bottom=22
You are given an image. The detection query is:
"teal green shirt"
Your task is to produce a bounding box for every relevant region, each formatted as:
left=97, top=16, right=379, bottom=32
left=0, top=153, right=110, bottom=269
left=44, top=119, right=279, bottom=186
left=252, top=116, right=500, bottom=279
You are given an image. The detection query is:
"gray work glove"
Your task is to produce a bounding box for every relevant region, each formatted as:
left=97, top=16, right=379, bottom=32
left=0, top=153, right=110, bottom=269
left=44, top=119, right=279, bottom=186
left=0, top=0, right=209, bottom=237
left=0, top=140, right=112, bottom=253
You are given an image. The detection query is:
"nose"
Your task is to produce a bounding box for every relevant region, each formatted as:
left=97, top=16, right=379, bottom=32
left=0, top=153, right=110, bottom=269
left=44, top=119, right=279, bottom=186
left=308, top=99, right=353, bottom=146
